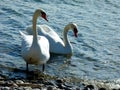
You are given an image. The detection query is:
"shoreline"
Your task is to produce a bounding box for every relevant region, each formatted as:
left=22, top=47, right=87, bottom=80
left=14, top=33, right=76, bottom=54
left=0, top=74, right=119, bottom=90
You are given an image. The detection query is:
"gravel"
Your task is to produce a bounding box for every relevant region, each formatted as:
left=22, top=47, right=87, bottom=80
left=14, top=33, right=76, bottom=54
left=0, top=74, right=119, bottom=90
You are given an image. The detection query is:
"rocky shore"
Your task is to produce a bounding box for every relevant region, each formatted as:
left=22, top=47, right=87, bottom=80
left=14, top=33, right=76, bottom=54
left=0, top=70, right=119, bottom=90
left=0, top=74, right=120, bottom=90
left=0, top=79, right=106, bottom=90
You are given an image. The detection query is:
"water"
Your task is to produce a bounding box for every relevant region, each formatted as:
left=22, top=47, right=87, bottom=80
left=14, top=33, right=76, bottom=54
left=0, top=0, right=120, bottom=85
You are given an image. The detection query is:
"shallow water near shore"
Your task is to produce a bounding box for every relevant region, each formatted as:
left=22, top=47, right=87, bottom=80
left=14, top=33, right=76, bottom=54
left=0, top=0, right=120, bottom=88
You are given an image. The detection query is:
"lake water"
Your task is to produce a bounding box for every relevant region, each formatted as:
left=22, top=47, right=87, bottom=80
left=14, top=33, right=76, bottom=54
left=0, top=0, right=120, bottom=86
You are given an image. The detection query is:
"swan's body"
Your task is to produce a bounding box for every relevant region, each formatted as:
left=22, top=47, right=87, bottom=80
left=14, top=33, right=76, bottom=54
left=19, top=9, right=50, bottom=71
left=26, top=23, right=78, bottom=57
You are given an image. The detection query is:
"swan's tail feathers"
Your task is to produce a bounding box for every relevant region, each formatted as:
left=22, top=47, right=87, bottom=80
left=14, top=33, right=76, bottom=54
left=19, top=30, right=26, bottom=37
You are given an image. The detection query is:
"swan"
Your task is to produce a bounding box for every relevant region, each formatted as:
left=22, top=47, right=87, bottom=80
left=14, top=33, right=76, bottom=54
left=19, top=9, right=50, bottom=72
left=26, top=23, right=78, bottom=58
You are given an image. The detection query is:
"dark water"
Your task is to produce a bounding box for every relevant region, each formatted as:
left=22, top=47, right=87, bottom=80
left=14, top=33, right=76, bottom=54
left=0, top=0, right=120, bottom=86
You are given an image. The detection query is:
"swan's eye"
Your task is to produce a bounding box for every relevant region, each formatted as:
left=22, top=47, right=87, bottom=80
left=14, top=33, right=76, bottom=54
left=73, top=28, right=78, bottom=37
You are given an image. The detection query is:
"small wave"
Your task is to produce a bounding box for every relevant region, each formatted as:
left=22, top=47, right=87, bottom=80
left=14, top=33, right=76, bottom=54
left=82, top=41, right=97, bottom=52
left=104, top=0, right=120, bottom=8
left=60, top=0, right=83, bottom=6
left=23, top=0, right=42, bottom=3
left=1, top=7, right=22, bottom=16
left=7, top=44, right=21, bottom=57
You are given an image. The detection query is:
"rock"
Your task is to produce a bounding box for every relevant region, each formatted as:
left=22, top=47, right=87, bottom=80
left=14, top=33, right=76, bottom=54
left=57, top=83, right=65, bottom=89
left=86, top=85, right=94, bottom=89
left=23, top=87, right=32, bottom=90
left=64, top=83, right=73, bottom=88
left=12, top=83, right=18, bottom=87
left=72, top=86, right=82, bottom=90
left=58, top=83, right=73, bottom=90
left=56, top=79, right=64, bottom=84
left=32, top=88, right=40, bottom=90
left=0, top=80, right=5, bottom=84
left=76, top=87, right=81, bottom=90
left=47, top=85, right=57, bottom=90
left=0, top=87, right=10, bottom=90
left=16, top=87, right=25, bottom=90
left=15, top=80, right=24, bottom=84
left=44, top=81, right=56, bottom=86
left=41, top=87, right=47, bottom=90
left=99, top=88, right=106, bottom=90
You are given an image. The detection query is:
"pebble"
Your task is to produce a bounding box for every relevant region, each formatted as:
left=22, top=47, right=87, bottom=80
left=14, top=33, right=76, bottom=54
left=0, top=87, right=10, bottom=90
left=86, top=85, right=94, bottom=89
left=99, top=88, right=106, bottom=90
left=23, top=87, right=32, bottom=90
left=12, top=83, right=18, bottom=87
left=47, top=85, right=57, bottom=90
left=15, top=80, right=24, bottom=84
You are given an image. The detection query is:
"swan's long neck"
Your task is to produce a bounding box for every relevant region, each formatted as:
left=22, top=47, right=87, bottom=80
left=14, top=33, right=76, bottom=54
left=32, top=12, right=39, bottom=43
left=63, top=26, right=70, bottom=47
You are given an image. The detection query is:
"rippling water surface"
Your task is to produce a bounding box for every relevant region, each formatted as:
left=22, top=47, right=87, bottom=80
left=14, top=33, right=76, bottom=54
left=0, top=0, right=120, bottom=85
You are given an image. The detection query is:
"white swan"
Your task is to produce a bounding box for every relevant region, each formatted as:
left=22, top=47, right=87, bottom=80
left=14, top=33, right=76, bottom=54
left=26, top=23, right=78, bottom=58
left=19, top=9, right=50, bottom=72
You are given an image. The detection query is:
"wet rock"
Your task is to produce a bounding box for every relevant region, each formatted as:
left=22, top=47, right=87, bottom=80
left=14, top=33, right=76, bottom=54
left=83, top=87, right=90, bottom=90
left=16, top=86, right=32, bottom=90
left=86, top=85, right=94, bottom=89
left=64, top=82, right=73, bottom=88
left=57, top=83, right=65, bottom=89
left=41, top=87, right=47, bottom=90
left=55, top=79, right=64, bottom=89
left=33, top=88, right=40, bottom=90
left=11, top=87, right=19, bottom=90
left=16, top=87, right=25, bottom=90
left=23, top=87, right=32, bottom=90
left=76, top=87, right=81, bottom=90
left=99, top=88, right=106, bottom=90
left=59, top=83, right=73, bottom=90
left=47, top=85, right=57, bottom=90
left=12, top=83, right=18, bottom=87
left=0, top=76, right=4, bottom=79
left=73, top=86, right=82, bottom=90
left=0, top=80, right=5, bottom=84
left=7, top=80, right=14, bottom=84
left=56, top=79, right=63, bottom=84
left=15, top=80, right=24, bottom=84
left=37, top=78, right=45, bottom=83
left=5, top=80, right=13, bottom=85
left=47, top=86, right=53, bottom=90
left=62, top=83, right=80, bottom=90
left=44, top=81, right=56, bottom=86
left=0, top=86, right=10, bottom=90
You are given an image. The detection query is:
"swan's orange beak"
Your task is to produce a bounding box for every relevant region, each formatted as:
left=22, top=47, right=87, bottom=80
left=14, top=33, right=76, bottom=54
left=42, top=14, right=48, bottom=22
left=74, top=28, right=78, bottom=37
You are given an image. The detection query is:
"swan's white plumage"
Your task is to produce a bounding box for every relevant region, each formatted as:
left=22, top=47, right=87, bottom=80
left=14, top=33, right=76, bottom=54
left=20, top=31, right=49, bottom=64
left=19, top=9, right=50, bottom=71
left=26, top=23, right=78, bottom=57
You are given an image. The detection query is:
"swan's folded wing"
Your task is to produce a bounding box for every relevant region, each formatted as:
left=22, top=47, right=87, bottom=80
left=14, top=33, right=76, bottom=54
left=19, top=31, right=33, bottom=54
left=39, top=25, right=63, bottom=43
left=39, top=25, right=58, bottom=36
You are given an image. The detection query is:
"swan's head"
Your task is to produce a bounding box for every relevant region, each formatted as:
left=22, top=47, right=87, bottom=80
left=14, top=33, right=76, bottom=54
left=73, top=26, right=78, bottom=37
left=35, top=9, right=48, bottom=21
left=67, top=23, right=78, bottom=37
